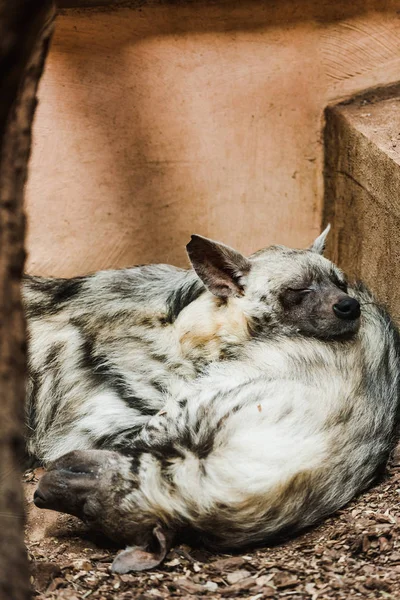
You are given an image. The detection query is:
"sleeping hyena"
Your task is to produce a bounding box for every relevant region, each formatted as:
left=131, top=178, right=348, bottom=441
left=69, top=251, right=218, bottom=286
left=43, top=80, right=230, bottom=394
left=25, top=226, right=342, bottom=464
left=34, top=227, right=400, bottom=572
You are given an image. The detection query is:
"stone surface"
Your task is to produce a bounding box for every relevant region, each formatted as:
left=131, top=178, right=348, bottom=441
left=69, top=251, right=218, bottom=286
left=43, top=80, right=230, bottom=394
left=324, top=83, right=400, bottom=320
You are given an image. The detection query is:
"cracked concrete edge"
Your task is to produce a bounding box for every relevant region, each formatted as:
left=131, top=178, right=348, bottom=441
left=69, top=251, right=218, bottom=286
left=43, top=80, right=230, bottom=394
left=323, top=88, right=400, bottom=320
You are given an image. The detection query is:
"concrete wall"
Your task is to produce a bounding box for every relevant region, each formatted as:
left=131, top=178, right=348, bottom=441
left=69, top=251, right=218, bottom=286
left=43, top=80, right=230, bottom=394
left=324, top=84, right=400, bottom=321
left=25, top=1, right=400, bottom=276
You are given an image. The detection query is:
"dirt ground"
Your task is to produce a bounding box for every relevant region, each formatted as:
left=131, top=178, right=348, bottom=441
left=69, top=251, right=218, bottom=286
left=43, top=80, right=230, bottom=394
left=25, top=446, right=400, bottom=600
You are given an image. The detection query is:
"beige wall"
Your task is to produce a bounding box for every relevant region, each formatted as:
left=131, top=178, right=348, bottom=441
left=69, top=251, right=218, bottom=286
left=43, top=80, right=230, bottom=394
left=25, top=1, right=400, bottom=277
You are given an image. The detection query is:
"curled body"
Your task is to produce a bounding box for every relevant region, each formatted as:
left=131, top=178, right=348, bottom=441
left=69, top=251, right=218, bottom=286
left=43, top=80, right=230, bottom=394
left=24, top=226, right=354, bottom=464
left=34, top=230, right=400, bottom=572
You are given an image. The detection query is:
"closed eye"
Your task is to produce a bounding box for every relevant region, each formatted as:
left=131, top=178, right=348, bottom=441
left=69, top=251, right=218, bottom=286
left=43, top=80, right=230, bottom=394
left=330, top=270, right=348, bottom=292
left=333, top=280, right=348, bottom=293
left=287, top=288, right=312, bottom=293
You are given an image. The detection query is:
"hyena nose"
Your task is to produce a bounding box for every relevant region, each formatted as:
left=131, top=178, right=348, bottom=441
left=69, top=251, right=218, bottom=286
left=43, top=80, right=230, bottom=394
left=333, top=297, right=361, bottom=320
left=33, top=488, right=48, bottom=508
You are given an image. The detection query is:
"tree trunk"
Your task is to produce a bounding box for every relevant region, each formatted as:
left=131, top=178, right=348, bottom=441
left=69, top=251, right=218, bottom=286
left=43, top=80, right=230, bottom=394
left=0, top=2, right=55, bottom=598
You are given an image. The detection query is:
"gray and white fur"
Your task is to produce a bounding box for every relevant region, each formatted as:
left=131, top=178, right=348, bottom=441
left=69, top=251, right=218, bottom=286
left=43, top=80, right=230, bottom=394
left=25, top=237, right=250, bottom=462
left=33, top=228, right=400, bottom=572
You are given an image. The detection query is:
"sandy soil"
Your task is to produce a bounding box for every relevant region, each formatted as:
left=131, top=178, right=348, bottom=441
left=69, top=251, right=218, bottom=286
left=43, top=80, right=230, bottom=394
left=26, top=447, right=400, bottom=599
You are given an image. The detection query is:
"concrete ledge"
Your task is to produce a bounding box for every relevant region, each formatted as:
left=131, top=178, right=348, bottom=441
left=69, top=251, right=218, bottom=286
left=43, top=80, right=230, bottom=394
left=324, top=84, right=400, bottom=320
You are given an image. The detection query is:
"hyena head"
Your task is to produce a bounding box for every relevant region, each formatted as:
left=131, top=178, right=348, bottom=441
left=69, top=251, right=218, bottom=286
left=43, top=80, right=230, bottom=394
left=187, top=225, right=360, bottom=340
left=34, top=450, right=172, bottom=573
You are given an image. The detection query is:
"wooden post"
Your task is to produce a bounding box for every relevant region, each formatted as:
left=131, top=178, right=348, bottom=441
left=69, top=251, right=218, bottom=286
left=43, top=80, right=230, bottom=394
left=0, top=2, right=55, bottom=598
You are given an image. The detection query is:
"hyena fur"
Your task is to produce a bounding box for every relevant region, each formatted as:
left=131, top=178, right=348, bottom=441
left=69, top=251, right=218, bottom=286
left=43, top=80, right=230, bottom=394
left=34, top=227, right=400, bottom=573
left=24, top=237, right=249, bottom=463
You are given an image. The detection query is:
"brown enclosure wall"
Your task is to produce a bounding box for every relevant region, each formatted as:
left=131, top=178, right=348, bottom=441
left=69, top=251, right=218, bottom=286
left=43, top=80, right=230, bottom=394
left=25, top=1, right=400, bottom=277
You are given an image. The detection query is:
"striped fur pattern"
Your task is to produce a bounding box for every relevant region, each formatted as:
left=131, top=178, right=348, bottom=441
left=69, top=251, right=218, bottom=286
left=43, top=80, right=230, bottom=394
left=33, top=230, right=400, bottom=572
left=25, top=265, right=207, bottom=463
left=25, top=229, right=350, bottom=463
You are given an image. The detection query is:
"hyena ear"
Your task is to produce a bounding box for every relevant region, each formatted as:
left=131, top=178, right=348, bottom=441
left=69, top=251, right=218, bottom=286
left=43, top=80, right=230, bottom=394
left=186, top=234, right=251, bottom=298
left=309, top=224, right=331, bottom=255
left=111, top=525, right=172, bottom=573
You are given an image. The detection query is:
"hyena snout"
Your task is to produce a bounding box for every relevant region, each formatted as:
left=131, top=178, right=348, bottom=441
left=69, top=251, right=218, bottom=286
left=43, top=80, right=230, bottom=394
left=34, top=465, right=96, bottom=516
left=34, top=450, right=120, bottom=517
left=34, top=470, right=91, bottom=517
left=333, top=297, right=361, bottom=321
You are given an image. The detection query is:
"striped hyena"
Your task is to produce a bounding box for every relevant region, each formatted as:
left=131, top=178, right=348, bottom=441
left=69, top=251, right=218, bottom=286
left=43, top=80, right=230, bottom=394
left=25, top=226, right=342, bottom=463
left=34, top=228, right=400, bottom=572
